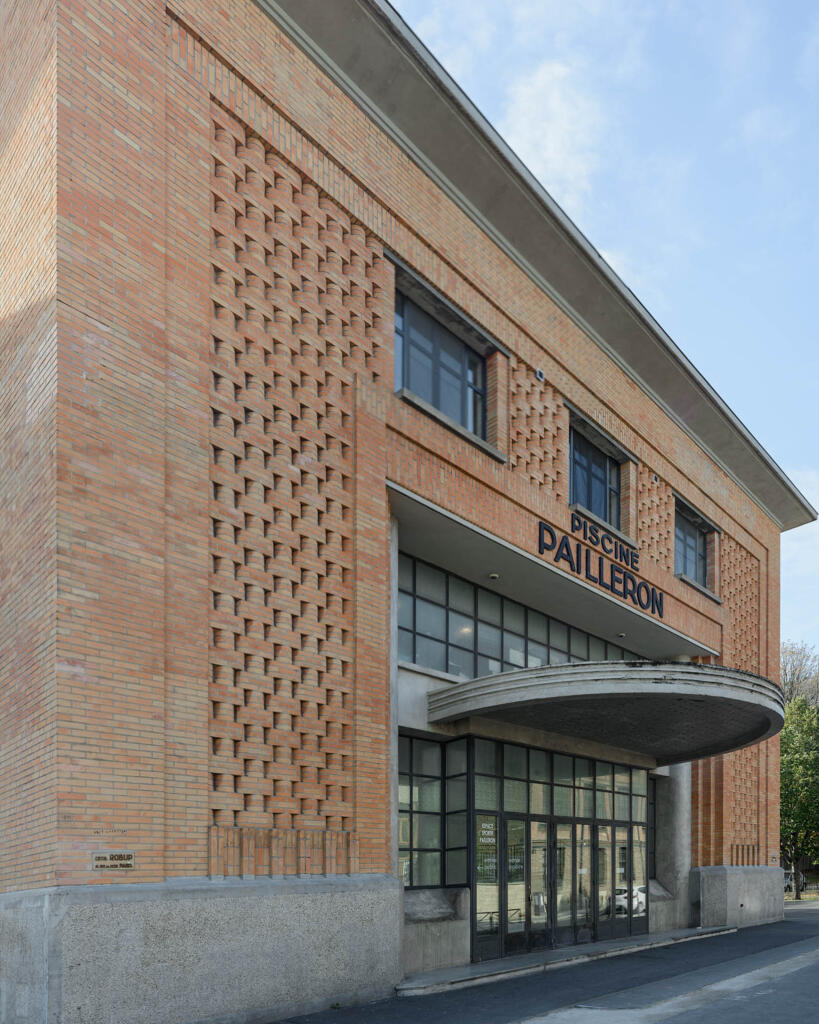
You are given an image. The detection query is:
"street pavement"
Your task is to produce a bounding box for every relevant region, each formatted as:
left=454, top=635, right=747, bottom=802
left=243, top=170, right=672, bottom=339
left=278, top=903, right=819, bottom=1024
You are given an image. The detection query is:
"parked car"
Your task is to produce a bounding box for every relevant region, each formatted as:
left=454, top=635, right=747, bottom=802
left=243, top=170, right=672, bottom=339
left=633, top=885, right=647, bottom=913
left=784, top=870, right=806, bottom=893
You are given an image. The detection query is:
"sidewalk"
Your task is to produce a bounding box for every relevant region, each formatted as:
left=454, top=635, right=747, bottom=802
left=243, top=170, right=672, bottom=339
left=397, top=924, right=735, bottom=997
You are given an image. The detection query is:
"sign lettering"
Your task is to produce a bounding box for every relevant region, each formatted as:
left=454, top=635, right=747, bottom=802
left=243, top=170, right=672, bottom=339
left=538, top=513, right=665, bottom=619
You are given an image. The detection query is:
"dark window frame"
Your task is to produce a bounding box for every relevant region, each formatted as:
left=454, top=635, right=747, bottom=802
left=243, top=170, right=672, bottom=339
left=674, top=502, right=710, bottom=588
left=569, top=428, right=622, bottom=530
left=395, top=291, right=487, bottom=439
left=397, top=552, right=643, bottom=681
left=399, top=735, right=445, bottom=889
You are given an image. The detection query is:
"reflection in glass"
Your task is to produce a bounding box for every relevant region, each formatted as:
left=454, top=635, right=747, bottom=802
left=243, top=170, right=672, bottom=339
left=504, top=779, right=527, bottom=813
left=596, top=791, right=613, bottom=819
left=415, top=778, right=441, bottom=812
left=506, top=819, right=526, bottom=937
left=530, top=782, right=550, bottom=816
left=556, top=823, right=573, bottom=931
left=632, top=825, right=647, bottom=921
left=575, top=759, right=594, bottom=788
left=616, top=825, right=629, bottom=917
left=575, top=824, right=594, bottom=940
left=530, top=821, right=549, bottom=940
left=475, top=774, right=500, bottom=810
left=412, top=850, right=441, bottom=886
left=576, top=788, right=594, bottom=819
left=597, top=825, right=613, bottom=923
left=475, top=814, right=499, bottom=935
left=554, top=785, right=573, bottom=817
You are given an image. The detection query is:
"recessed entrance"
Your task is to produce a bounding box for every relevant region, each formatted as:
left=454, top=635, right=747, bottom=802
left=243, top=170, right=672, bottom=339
left=474, top=812, right=648, bottom=961
left=398, top=734, right=651, bottom=962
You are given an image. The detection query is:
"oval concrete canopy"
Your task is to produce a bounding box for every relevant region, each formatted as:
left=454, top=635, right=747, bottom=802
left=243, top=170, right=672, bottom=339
left=427, top=662, right=784, bottom=765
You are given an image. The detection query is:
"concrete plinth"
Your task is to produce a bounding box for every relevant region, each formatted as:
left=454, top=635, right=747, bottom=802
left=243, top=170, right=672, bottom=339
left=0, top=874, right=402, bottom=1024
left=689, top=866, right=784, bottom=929
left=402, top=888, right=470, bottom=975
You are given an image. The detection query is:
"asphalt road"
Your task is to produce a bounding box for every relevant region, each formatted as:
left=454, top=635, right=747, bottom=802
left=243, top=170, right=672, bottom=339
left=279, top=903, right=819, bottom=1024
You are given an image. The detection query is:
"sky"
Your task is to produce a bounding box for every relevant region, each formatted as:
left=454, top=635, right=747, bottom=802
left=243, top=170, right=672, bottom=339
left=391, top=0, right=819, bottom=651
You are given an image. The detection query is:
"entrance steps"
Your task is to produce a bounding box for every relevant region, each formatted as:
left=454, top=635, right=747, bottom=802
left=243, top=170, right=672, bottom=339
left=396, top=925, right=734, bottom=997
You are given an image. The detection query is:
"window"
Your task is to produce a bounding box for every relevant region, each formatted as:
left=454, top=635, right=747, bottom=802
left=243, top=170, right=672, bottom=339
left=398, top=552, right=643, bottom=679
left=570, top=428, right=621, bottom=530
left=675, top=502, right=710, bottom=588
left=399, top=736, right=443, bottom=887
left=395, top=292, right=486, bottom=438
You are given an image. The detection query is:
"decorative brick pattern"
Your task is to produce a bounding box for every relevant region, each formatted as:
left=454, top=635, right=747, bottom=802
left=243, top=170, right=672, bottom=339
left=637, top=466, right=673, bottom=572
left=208, top=824, right=358, bottom=876
left=207, top=102, right=388, bottom=836
left=720, top=535, right=760, bottom=674
left=508, top=359, right=568, bottom=501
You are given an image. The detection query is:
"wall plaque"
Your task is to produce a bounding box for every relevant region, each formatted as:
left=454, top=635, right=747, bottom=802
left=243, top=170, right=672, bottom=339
left=92, top=851, right=135, bottom=871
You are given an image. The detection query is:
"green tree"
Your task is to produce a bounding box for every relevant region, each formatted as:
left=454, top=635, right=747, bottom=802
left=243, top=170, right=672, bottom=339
left=780, top=696, right=819, bottom=899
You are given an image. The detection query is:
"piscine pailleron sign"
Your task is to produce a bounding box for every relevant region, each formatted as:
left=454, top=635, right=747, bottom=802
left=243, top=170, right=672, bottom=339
left=538, top=512, right=665, bottom=619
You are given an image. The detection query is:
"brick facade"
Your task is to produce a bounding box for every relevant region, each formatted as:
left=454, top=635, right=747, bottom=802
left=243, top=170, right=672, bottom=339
left=0, top=0, right=786, bottom=900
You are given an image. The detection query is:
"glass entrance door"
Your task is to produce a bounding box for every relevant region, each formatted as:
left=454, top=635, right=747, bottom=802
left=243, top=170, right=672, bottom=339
left=596, top=824, right=615, bottom=940
left=529, top=820, right=549, bottom=949
left=554, top=821, right=574, bottom=945
left=504, top=818, right=527, bottom=954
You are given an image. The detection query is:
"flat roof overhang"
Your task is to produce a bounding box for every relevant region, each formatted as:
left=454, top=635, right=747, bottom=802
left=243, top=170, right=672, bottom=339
left=428, top=662, right=784, bottom=765
left=389, top=483, right=717, bottom=661
left=259, top=0, right=816, bottom=532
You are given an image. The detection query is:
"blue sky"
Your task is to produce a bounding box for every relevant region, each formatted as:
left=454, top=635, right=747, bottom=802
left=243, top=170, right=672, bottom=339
left=391, top=0, right=819, bottom=650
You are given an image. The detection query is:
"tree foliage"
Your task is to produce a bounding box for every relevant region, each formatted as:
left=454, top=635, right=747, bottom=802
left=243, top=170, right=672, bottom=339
left=781, top=641, right=819, bottom=704
left=780, top=696, right=819, bottom=896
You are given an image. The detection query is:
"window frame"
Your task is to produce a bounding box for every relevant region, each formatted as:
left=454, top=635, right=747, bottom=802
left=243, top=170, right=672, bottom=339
left=674, top=500, right=712, bottom=590
left=397, top=552, right=643, bottom=682
left=394, top=290, right=487, bottom=440
left=569, top=427, right=622, bottom=531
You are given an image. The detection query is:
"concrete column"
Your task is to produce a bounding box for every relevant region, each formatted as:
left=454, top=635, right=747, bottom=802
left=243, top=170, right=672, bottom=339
left=650, top=762, right=692, bottom=931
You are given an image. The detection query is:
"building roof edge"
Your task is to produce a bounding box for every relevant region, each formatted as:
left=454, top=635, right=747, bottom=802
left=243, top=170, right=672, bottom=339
left=256, top=0, right=817, bottom=531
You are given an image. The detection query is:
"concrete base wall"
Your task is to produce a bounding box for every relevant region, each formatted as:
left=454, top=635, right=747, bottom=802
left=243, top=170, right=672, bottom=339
left=0, top=874, right=402, bottom=1024
left=689, top=866, right=784, bottom=929
left=402, top=888, right=470, bottom=975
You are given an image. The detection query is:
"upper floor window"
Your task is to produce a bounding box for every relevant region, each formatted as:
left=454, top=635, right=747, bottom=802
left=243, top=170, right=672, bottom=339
left=570, top=428, right=621, bottom=530
left=398, top=552, right=642, bottom=680
left=674, top=502, right=709, bottom=587
left=395, top=292, right=486, bottom=438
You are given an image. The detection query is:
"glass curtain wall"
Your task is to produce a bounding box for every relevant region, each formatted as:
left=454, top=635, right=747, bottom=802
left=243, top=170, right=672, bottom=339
left=398, top=552, right=643, bottom=679
left=399, top=732, right=651, bottom=955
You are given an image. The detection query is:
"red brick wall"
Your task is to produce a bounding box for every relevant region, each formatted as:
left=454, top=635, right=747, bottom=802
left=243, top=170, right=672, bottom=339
left=0, top=0, right=58, bottom=891
left=0, top=0, right=783, bottom=889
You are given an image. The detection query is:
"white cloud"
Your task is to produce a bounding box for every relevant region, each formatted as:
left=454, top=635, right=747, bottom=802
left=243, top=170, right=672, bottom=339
left=499, top=60, right=603, bottom=220
left=781, top=467, right=819, bottom=648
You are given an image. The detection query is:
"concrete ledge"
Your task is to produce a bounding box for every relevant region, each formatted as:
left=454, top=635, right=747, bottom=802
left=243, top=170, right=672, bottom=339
left=397, top=925, right=735, bottom=997
left=0, top=875, right=402, bottom=1024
